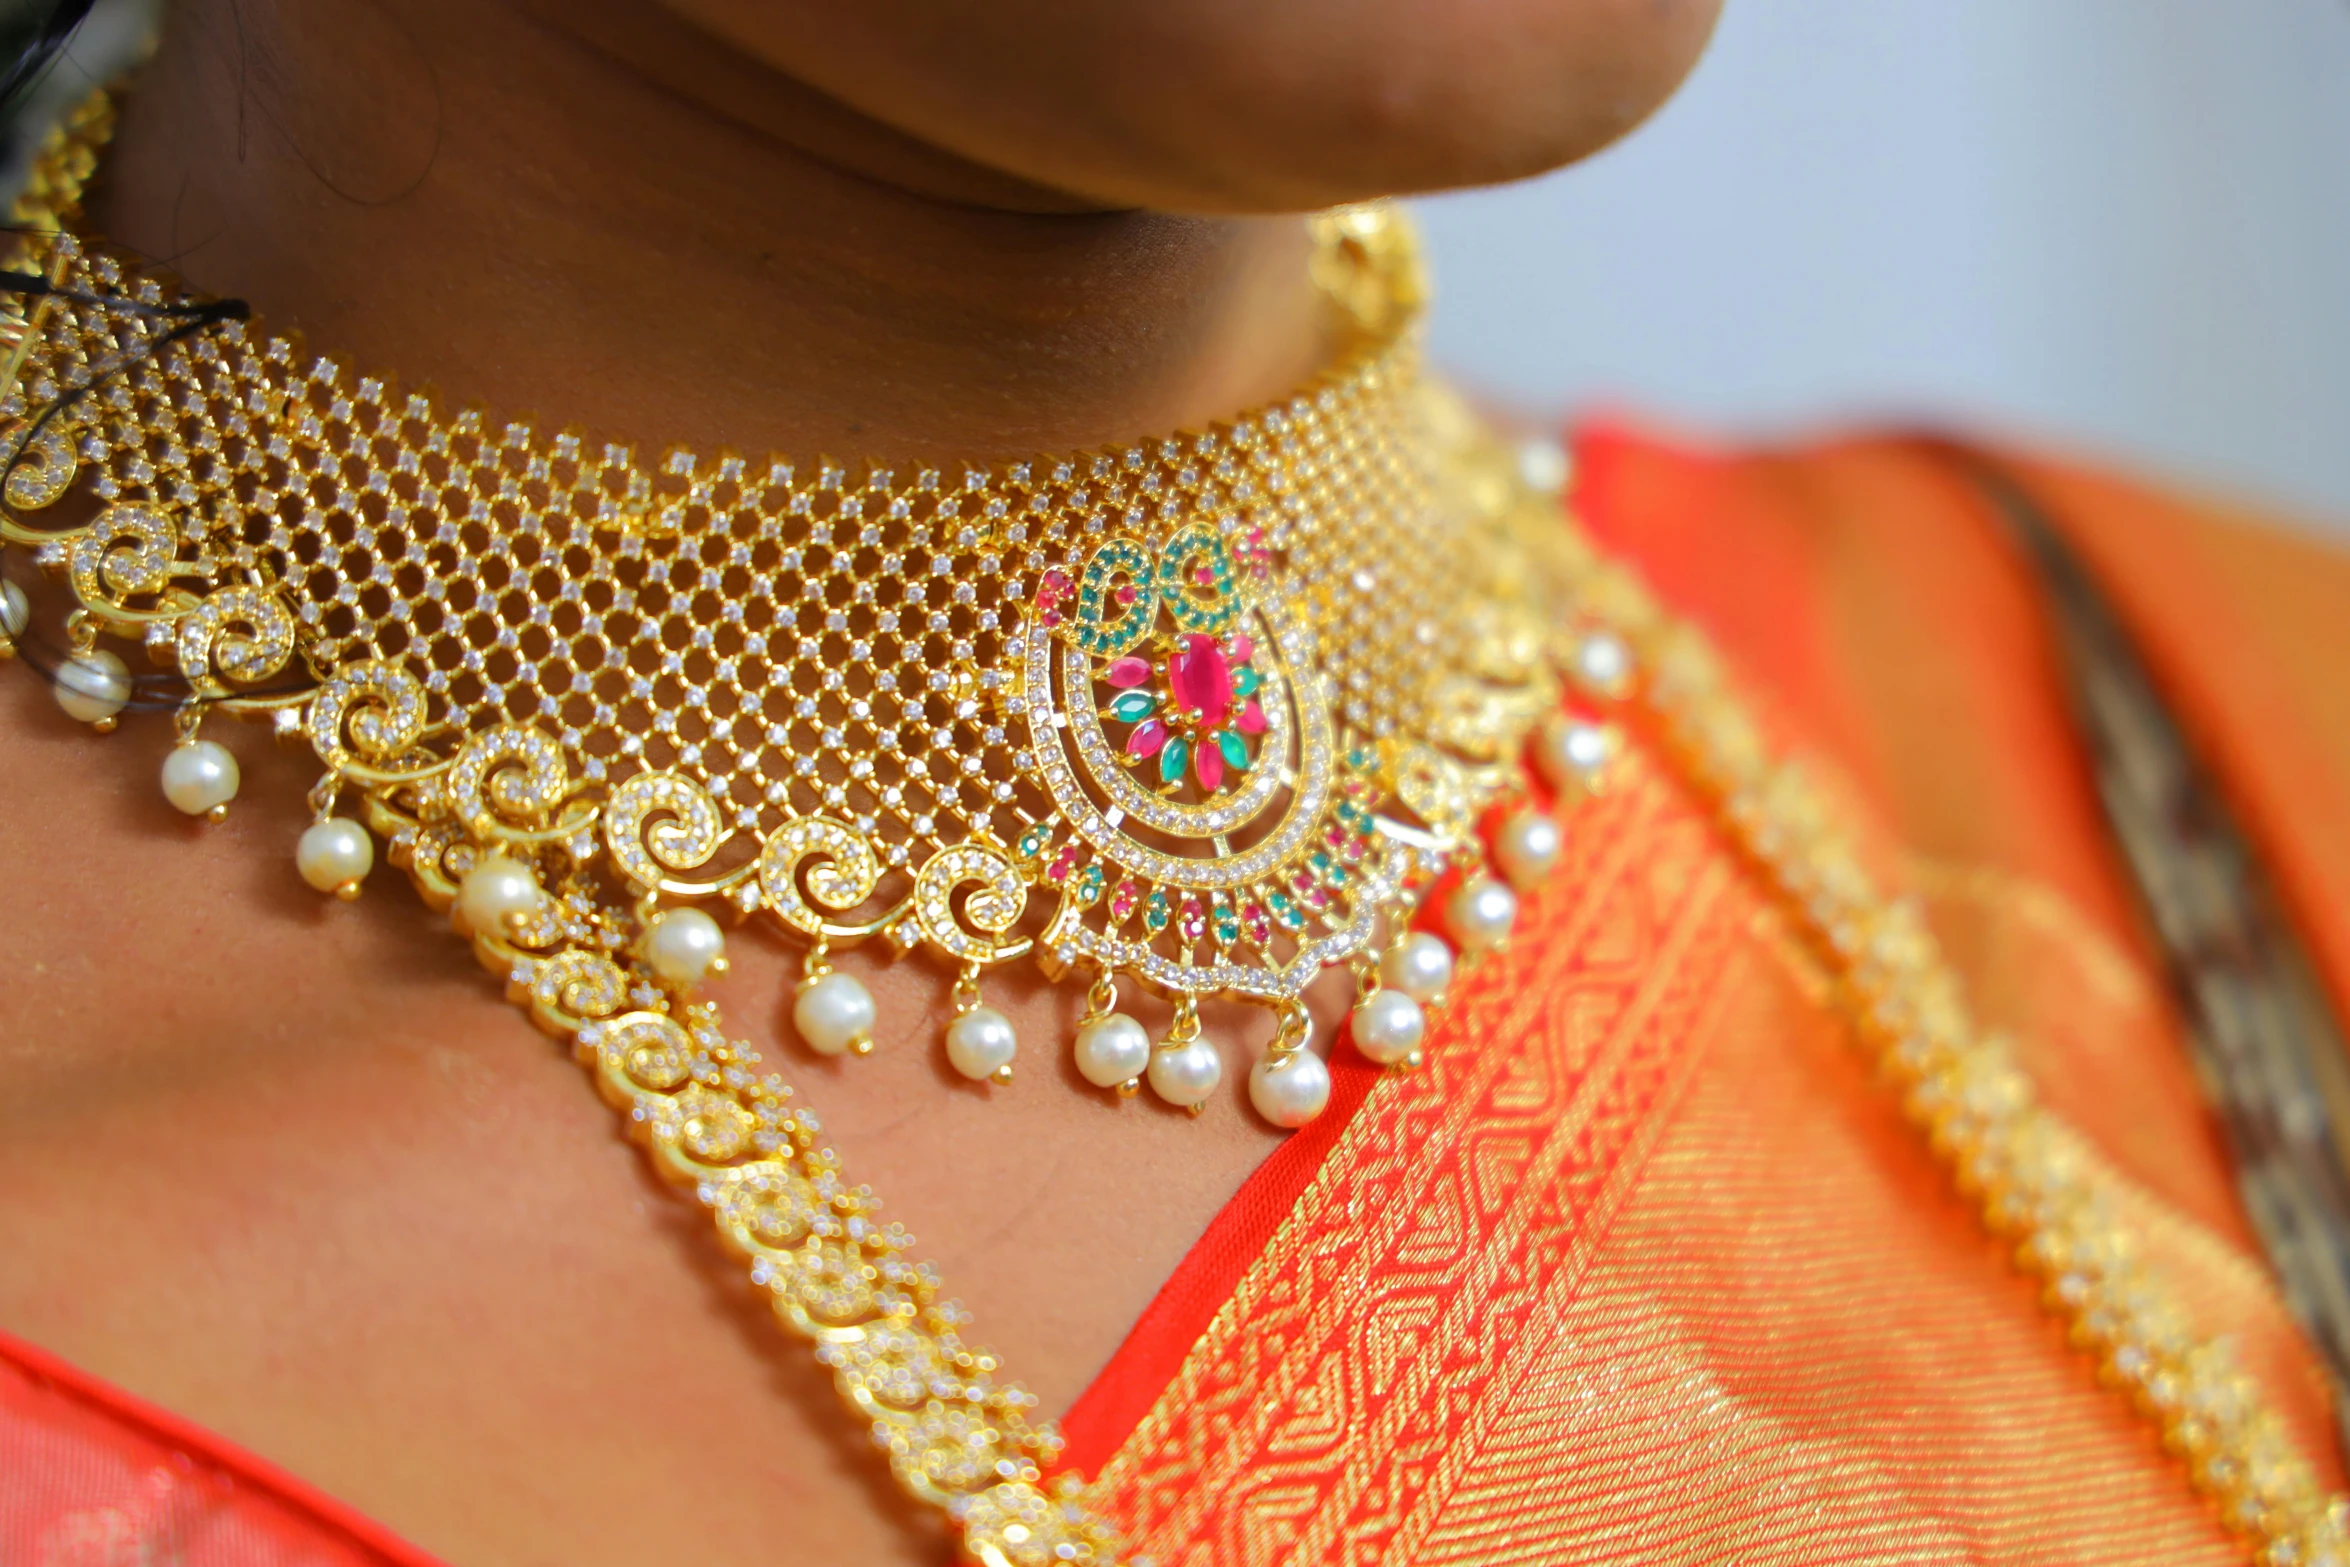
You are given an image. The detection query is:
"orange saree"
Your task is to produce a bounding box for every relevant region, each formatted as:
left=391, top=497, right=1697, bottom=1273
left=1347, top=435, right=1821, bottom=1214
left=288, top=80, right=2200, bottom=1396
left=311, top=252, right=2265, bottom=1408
left=6, top=422, right=2348, bottom=1565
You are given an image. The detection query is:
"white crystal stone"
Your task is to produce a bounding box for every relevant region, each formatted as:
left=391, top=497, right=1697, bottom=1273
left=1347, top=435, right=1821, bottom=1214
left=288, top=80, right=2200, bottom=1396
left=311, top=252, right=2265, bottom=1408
left=1147, top=1036, right=1222, bottom=1107
left=945, top=1006, right=1018, bottom=1080
left=1536, top=716, right=1617, bottom=792
left=1074, top=1012, right=1152, bottom=1088
left=1495, top=809, right=1562, bottom=890
left=1350, top=988, right=1426, bottom=1066
left=296, top=817, right=374, bottom=894
left=1515, top=437, right=1571, bottom=495
left=456, top=855, right=544, bottom=934
left=1447, top=874, right=1518, bottom=952
left=53, top=650, right=128, bottom=724
left=1249, top=1047, right=1331, bottom=1128
left=160, top=740, right=239, bottom=816
left=1380, top=932, right=1454, bottom=1003
left=0, top=578, right=26, bottom=637
left=794, top=971, right=876, bottom=1056
left=644, top=907, right=726, bottom=986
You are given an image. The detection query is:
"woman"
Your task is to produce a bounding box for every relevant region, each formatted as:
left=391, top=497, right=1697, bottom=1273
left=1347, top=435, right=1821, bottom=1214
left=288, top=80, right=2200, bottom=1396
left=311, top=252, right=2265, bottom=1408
left=3, top=2, right=2347, bottom=1563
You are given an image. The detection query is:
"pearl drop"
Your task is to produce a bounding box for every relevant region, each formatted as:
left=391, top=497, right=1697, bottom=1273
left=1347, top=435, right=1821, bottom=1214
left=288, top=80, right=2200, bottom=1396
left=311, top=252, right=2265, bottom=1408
left=1249, top=1048, right=1331, bottom=1128
left=1572, top=631, right=1634, bottom=697
left=794, top=971, right=877, bottom=1056
left=1074, top=1012, right=1152, bottom=1088
left=0, top=578, right=27, bottom=637
left=1515, top=437, right=1571, bottom=495
left=1536, top=716, right=1617, bottom=793
left=1495, top=809, right=1562, bottom=889
left=456, top=855, right=544, bottom=934
left=945, top=1006, right=1018, bottom=1081
left=160, top=740, right=240, bottom=817
left=1350, top=988, right=1426, bottom=1066
left=1382, top=932, right=1454, bottom=1003
left=53, top=650, right=128, bottom=724
left=297, top=818, right=374, bottom=895
left=1447, top=875, right=1518, bottom=952
left=1147, top=1036, right=1222, bottom=1107
left=644, top=907, right=726, bottom=986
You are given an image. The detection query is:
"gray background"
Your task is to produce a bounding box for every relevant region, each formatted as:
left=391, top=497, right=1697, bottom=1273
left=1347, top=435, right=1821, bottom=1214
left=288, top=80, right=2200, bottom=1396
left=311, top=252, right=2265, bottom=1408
left=1417, top=0, right=2350, bottom=534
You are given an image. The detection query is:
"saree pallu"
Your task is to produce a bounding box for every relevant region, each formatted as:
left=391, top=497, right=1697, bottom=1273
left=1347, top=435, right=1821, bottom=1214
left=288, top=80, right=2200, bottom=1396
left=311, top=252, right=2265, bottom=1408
left=7, top=425, right=2348, bottom=1565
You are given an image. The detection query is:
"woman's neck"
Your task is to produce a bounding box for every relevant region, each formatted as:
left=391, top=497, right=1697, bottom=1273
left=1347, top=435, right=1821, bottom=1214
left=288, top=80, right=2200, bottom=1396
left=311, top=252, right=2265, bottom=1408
left=87, top=0, right=1327, bottom=464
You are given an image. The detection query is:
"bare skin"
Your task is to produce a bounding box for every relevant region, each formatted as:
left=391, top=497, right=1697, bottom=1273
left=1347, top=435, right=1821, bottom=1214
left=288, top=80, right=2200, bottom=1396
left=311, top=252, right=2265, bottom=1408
left=0, top=2, right=1717, bottom=1562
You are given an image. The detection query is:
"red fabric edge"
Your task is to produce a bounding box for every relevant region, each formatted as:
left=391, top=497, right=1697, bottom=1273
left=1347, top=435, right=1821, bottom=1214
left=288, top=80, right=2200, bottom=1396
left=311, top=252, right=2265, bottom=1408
left=1053, top=1048, right=1382, bottom=1475
left=0, top=1326, right=451, bottom=1567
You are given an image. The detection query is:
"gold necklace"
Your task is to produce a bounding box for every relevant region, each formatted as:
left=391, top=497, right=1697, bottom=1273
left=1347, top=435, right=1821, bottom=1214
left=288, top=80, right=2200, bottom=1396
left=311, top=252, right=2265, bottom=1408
left=3, top=91, right=2341, bottom=1566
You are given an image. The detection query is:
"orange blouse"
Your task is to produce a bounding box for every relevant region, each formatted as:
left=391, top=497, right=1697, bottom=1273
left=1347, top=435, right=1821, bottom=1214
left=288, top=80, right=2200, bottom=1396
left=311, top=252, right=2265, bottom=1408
left=8, top=422, right=2349, bottom=1565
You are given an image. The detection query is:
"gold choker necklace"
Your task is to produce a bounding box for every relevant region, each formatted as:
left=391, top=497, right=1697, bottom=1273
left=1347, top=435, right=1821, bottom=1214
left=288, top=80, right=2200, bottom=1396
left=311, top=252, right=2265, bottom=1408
left=5, top=91, right=2343, bottom=1567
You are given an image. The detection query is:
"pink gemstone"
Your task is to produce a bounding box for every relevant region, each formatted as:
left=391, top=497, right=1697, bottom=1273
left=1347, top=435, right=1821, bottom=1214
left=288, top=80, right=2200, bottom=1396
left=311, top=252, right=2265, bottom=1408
left=1114, top=583, right=1138, bottom=606
left=1110, top=879, right=1139, bottom=919
left=1193, top=564, right=1216, bottom=587
left=1195, top=742, right=1225, bottom=793
left=1105, top=656, right=1152, bottom=688
left=1226, top=633, right=1253, bottom=664
left=1242, top=903, right=1269, bottom=943
left=1048, top=844, right=1080, bottom=883
left=1038, top=568, right=1070, bottom=602
left=1236, top=697, right=1267, bottom=735
left=1325, top=826, right=1347, bottom=848
left=1168, top=633, right=1232, bottom=730
left=1126, top=718, right=1167, bottom=759
left=1304, top=886, right=1331, bottom=911
left=1178, top=899, right=1207, bottom=941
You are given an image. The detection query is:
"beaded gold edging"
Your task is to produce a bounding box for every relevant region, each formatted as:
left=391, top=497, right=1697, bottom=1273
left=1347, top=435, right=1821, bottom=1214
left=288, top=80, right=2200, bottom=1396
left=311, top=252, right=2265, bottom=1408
left=1562, top=549, right=2350, bottom=1566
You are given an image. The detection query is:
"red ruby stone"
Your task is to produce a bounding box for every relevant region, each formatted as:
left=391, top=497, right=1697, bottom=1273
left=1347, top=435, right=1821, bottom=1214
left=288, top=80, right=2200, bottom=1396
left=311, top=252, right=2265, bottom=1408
left=1168, top=633, right=1232, bottom=730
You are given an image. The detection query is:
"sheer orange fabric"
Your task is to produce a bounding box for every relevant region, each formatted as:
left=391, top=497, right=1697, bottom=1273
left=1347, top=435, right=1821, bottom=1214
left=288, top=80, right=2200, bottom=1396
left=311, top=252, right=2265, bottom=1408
left=5, top=425, right=2345, bottom=1565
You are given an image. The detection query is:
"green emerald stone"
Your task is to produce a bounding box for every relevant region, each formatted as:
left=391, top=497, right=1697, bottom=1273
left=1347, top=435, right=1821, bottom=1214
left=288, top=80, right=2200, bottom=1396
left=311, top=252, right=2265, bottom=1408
left=1215, top=730, right=1249, bottom=770
left=1160, top=736, right=1189, bottom=785
left=1107, top=690, right=1158, bottom=722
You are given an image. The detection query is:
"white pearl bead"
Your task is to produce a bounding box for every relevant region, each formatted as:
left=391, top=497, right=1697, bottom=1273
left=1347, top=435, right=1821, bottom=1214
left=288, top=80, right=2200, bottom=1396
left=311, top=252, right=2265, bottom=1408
left=644, top=907, right=726, bottom=986
left=1380, top=932, right=1454, bottom=1003
left=53, top=650, right=128, bottom=724
left=1536, top=716, right=1617, bottom=793
left=794, top=971, right=877, bottom=1056
left=160, top=740, right=240, bottom=816
left=1249, top=1048, right=1331, bottom=1128
left=296, top=817, right=375, bottom=895
left=1495, top=809, right=1562, bottom=889
left=457, top=855, right=543, bottom=934
left=1515, top=436, right=1571, bottom=495
left=1074, top=1012, right=1152, bottom=1088
left=1572, top=631, right=1634, bottom=697
left=945, top=1006, right=1018, bottom=1081
left=1447, top=874, right=1518, bottom=951
left=1349, top=988, right=1426, bottom=1066
left=0, top=578, right=27, bottom=637
left=1147, top=1036, right=1222, bottom=1107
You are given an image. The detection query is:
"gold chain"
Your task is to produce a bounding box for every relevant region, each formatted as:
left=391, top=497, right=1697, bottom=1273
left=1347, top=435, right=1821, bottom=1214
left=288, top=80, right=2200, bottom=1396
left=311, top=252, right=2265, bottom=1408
left=0, top=90, right=2341, bottom=1565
